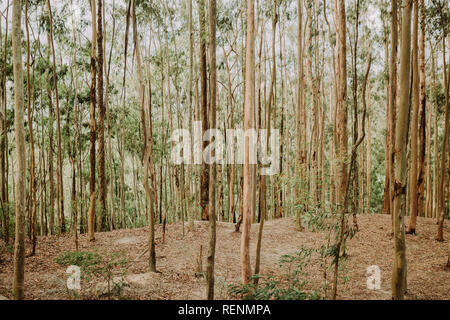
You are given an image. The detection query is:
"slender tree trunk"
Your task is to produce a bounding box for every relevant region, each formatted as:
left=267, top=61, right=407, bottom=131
left=105, top=2, right=116, bottom=230
left=407, top=0, right=419, bottom=234
left=187, top=0, right=195, bottom=231
left=97, top=0, right=107, bottom=231
left=388, top=0, right=398, bottom=232
left=335, top=0, right=348, bottom=215
left=25, top=0, right=37, bottom=256
left=241, top=0, right=255, bottom=285
left=436, top=36, right=449, bottom=242
left=199, top=0, right=209, bottom=221
left=392, top=0, right=412, bottom=300
left=416, top=0, right=426, bottom=221
left=381, top=10, right=390, bottom=217
left=88, top=0, right=97, bottom=242
left=12, top=0, right=26, bottom=299
left=255, top=0, right=276, bottom=284
left=295, top=0, right=304, bottom=230
left=431, top=44, right=438, bottom=219
left=367, top=98, right=372, bottom=211
left=351, top=0, right=360, bottom=230
left=46, top=0, right=65, bottom=233
left=206, top=0, right=217, bottom=299
left=0, top=1, right=8, bottom=245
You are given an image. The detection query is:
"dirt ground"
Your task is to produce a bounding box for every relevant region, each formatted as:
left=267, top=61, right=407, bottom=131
left=0, top=214, right=448, bottom=300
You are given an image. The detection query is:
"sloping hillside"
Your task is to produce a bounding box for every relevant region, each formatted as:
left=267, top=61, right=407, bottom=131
left=0, top=214, right=448, bottom=300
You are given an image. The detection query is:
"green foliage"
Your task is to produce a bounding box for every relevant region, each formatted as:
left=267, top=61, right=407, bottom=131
left=56, top=250, right=129, bottom=298
left=55, top=251, right=103, bottom=274
left=229, top=248, right=321, bottom=300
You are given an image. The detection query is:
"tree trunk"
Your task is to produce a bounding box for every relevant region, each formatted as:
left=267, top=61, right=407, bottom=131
left=25, top=0, right=37, bottom=256
left=431, top=43, right=438, bottom=219
left=206, top=0, right=217, bottom=299
left=46, top=0, right=65, bottom=233
left=241, top=0, right=255, bottom=285
left=436, top=36, right=449, bottom=241
left=88, top=0, right=97, bottom=242
left=97, top=0, right=107, bottom=231
left=388, top=0, right=398, bottom=232
left=391, top=0, right=412, bottom=300
left=407, top=0, right=419, bottom=234
left=335, top=0, right=348, bottom=211
left=295, top=0, right=304, bottom=230
left=416, top=0, right=426, bottom=221
left=199, top=0, right=209, bottom=221
left=12, top=0, right=26, bottom=299
left=255, top=0, right=276, bottom=283
left=0, top=2, right=9, bottom=244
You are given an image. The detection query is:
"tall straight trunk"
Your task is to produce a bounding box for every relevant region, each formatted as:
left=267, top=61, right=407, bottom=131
left=255, top=0, right=276, bottom=283
left=436, top=36, right=449, bottom=241
left=407, top=0, right=419, bottom=234
left=392, top=0, right=412, bottom=300
left=324, top=0, right=337, bottom=211
left=382, top=18, right=391, bottom=216
left=295, top=0, right=304, bottom=230
left=97, top=0, right=107, bottom=231
left=241, top=0, right=255, bottom=285
left=12, top=0, right=26, bottom=300
left=430, top=43, right=438, bottom=218
left=78, top=101, right=85, bottom=234
left=69, top=0, right=79, bottom=247
left=39, top=97, right=47, bottom=236
left=223, top=48, right=236, bottom=223
left=199, top=0, right=209, bottom=221
left=46, top=0, right=65, bottom=233
left=119, top=0, right=131, bottom=229
left=88, top=0, right=97, bottom=242
left=206, top=0, right=217, bottom=299
left=105, top=1, right=116, bottom=230
left=388, top=0, right=398, bottom=232
left=431, top=44, right=438, bottom=219
left=0, top=1, right=8, bottom=244
left=45, top=27, right=55, bottom=235
left=351, top=0, right=360, bottom=230
left=187, top=0, right=195, bottom=231
left=146, top=8, right=158, bottom=251
left=25, top=0, right=37, bottom=255
left=278, top=16, right=285, bottom=218
left=416, top=0, right=426, bottom=220
left=335, top=0, right=348, bottom=210
left=425, top=77, right=432, bottom=217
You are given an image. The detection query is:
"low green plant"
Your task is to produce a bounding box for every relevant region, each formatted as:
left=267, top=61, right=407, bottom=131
left=56, top=250, right=129, bottom=298
left=229, top=248, right=321, bottom=300
left=55, top=251, right=103, bottom=278
left=93, top=251, right=129, bottom=296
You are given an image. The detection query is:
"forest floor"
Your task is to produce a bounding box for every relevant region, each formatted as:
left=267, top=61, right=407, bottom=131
left=0, top=214, right=448, bottom=300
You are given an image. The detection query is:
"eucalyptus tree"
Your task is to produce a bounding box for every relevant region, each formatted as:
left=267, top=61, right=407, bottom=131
left=12, top=0, right=26, bottom=300
left=392, top=0, right=412, bottom=300
left=206, top=0, right=217, bottom=300
left=241, top=0, right=256, bottom=285
left=88, top=0, right=97, bottom=242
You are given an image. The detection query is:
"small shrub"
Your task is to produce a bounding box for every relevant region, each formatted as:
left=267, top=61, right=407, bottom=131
left=55, top=251, right=103, bottom=275
left=56, top=250, right=129, bottom=298
left=228, top=248, right=321, bottom=300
